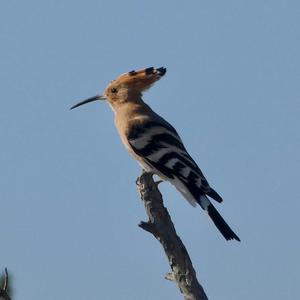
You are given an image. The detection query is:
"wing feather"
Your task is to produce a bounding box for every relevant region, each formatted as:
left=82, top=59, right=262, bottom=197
left=127, top=118, right=223, bottom=203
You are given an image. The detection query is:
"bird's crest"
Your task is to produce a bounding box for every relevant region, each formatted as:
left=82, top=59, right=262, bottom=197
left=109, top=67, right=166, bottom=93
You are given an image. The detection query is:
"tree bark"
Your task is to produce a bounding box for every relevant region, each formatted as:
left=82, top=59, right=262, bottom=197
left=136, top=171, right=208, bottom=300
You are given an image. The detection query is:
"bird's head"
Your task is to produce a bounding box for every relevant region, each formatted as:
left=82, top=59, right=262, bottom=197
left=71, top=67, right=167, bottom=109
left=70, top=67, right=166, bottom=110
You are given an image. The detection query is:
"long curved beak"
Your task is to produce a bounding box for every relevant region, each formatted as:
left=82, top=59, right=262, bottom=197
left=70, top=95, right=106, bottom=110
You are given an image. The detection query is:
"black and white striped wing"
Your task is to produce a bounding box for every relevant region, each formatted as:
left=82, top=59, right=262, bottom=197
left=127, top=118, right=223, bottom=204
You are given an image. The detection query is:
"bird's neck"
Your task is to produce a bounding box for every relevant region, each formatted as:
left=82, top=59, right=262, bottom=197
left=114, top=99, right=153, bottom=134
left=113, top=98, right=152, bottom=118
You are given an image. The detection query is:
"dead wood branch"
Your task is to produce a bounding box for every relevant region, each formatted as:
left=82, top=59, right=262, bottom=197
left=136, top=171, right=208, bottom=300
left=0, top=268, right=11, bottom=300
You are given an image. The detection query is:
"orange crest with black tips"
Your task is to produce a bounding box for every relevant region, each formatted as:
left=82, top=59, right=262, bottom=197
left=116, top=67, right=166, bottom=91
left=103, top=67, right=167, bottom=102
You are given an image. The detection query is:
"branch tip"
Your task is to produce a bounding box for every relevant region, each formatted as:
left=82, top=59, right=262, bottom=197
left=138, top=221, right=156, bottom=234
left=4, top=269, right=8, bottom=291
left=0, top=268, right=11, bottom=300
left=165, top=272, right=176, bottom=281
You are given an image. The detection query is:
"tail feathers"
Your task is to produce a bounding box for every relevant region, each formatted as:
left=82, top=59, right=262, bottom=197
left=207, top=203, right=240, bottom=241
left=207, top=188, right=223, bottom=203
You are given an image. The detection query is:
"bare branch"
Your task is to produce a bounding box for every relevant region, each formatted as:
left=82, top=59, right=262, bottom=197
left=0, top=268, right=11, bottom=300
left=136, top=171, right=208, bottom=300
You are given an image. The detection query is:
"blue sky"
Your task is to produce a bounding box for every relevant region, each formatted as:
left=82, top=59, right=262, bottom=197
left=0, top=1, right=299, bottom=299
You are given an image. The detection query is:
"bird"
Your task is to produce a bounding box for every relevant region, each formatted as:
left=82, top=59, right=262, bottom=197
left=71, top=67, right=240, bottom=241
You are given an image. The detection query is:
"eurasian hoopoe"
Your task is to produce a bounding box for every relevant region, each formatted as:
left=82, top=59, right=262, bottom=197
left=71, top=67, right=240, bottom=241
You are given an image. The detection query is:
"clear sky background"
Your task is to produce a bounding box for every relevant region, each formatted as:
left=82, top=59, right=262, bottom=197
left=0, top=1, right=299, bottom=299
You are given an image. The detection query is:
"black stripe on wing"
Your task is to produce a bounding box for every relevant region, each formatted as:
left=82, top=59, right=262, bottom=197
left=127, top=120, right=179, bottom=140
left=135, top=133, right=187, bottom=156
left=155, top=151, right=202, bottom=178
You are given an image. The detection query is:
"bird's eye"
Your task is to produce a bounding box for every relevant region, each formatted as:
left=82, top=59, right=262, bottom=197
left=111, top=88, right=118, bottom=93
